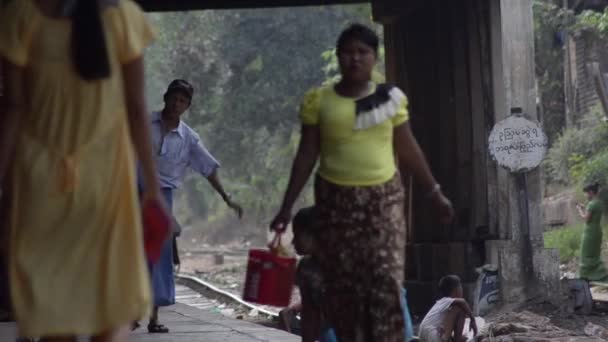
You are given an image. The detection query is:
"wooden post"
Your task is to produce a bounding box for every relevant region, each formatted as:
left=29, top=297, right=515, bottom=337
left=563, top=0, right=575, bottom=129
left=588, top=62, right=608, bottom=120
left=383, top=20, right=415, bottom=277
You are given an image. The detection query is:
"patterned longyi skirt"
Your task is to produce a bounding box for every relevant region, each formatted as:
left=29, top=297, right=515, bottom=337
left=314, top=174, right=407, bottom=342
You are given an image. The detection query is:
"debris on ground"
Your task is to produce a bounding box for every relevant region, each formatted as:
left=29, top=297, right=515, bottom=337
left=478, top=311, right=604, bottom=341
left=585, top=323, right=608, bottom=340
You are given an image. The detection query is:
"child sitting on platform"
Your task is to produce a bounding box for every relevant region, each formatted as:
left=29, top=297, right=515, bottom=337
left=419, top=275, right=477, bottom=342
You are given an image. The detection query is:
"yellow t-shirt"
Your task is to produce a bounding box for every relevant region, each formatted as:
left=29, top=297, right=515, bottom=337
left=299, top=85, right=409, bottom=186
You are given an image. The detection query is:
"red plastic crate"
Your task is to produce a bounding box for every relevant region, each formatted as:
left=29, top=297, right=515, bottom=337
left=242, top=244, right=296, bottom=307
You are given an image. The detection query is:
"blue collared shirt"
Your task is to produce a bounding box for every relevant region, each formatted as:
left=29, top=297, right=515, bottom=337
left=148, top=111, right=220, bottom=189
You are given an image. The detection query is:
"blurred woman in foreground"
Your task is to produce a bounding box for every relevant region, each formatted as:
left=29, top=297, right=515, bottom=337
left=0, top=0, right=162, bottom=340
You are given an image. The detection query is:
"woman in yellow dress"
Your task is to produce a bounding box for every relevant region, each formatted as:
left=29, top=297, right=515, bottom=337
left=0, top=0, right=162, bottom=341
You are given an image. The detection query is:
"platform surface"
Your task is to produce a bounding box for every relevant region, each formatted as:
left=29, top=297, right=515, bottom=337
left=0, top=285, right=298, bottom=342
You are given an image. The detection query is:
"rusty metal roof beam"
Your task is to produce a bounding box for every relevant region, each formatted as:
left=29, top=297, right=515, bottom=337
left=135, top=0, right=367, bottom=12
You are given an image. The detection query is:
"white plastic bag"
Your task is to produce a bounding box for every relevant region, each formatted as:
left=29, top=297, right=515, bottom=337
left=473, top=264, right=500, bottom=316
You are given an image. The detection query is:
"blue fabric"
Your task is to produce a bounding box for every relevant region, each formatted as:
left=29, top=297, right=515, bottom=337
left=402, top=288, right=414, bottom=342
left=320, top=328, right=338, bottom=342
left=321, top=288, right=414, bottom=342
left=148, top=188, right=176, bottom=307
left=145, top=111, right=220, bottom=189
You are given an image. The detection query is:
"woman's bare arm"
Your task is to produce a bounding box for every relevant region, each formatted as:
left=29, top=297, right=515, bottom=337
left=577, top=204, right=591, bottom=222
left=122, top=57, right=161, bottom=201
left=393, top=123, right=438, bottom=192
left=393, top=122, right=455, bottom=223
left=280, top=125, right=320, bottom=213
left=270, top=125, right=320, bottom=230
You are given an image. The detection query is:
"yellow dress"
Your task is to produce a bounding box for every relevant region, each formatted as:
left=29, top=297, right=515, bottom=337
left=0, top=0, right=154, bottom=336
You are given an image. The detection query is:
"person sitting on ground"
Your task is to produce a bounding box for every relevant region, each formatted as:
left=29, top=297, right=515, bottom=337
left=279, top=206, right=415, bottom=342
left=419, top=275, right=477, bottom=342
left=577, top=182, right=608, bottom=282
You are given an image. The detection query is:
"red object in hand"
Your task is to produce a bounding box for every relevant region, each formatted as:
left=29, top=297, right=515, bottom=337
left=142, top=200, right=170, bottom=264
left=242, top=233, right=296, bottom=307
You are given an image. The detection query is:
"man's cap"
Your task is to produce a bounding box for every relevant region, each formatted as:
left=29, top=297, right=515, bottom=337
left=166, top=79, right=194, bottom=99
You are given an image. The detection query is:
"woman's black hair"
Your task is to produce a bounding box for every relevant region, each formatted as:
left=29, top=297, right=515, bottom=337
left=292, top=206, right=316, bottom=233
left=584, top=182, right=600, bottom=194
left=438, top=275, right=461, bottom=298
left=71, top=0, right=111, bottom=80
left=336, top=23, right=379, bottom=55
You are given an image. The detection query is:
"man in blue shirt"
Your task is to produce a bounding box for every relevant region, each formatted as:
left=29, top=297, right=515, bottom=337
left=144, top=79, right=243, bottom=333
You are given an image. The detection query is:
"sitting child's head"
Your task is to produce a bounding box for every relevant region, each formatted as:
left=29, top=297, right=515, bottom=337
left=292, top=206, right=317, bottom=256
left=438, top=274, right=463, bottom=299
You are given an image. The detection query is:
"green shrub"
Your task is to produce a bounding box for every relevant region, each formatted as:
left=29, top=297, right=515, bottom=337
left=544, top=224, right=584, bottom=263
left=545, top=109, right=608, bottom=184
left=571, top=150, right=608, bottom=186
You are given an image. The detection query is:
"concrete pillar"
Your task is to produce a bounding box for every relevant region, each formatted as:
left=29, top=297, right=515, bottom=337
left=488, top=0, right=560, bottom=303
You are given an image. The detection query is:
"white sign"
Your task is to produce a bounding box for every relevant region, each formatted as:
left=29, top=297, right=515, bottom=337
left=488, top=115, right=548, bottom=173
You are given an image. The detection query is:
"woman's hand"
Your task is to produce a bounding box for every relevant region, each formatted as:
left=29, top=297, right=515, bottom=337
left=142, top=188, right=169, bottom=214
left=142, top=188, right=163, bottom=205
left=576, top=203, right=591, bottom=222
left=431, top=191, right=455, bottom=224
left=226, top=199, right=244, bottom=219
left=270, top=124, right=319, bottom=232
left=394, top=123, right=454, bottom=224
left=577, top=203, right=588, bottom=220
left=270, top=208, right=292, bottom=233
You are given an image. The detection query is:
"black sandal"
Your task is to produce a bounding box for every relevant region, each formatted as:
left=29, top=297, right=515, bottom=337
left=148, top=323, right=170, bottom=333
left=131, top=321, right=141, bottom=331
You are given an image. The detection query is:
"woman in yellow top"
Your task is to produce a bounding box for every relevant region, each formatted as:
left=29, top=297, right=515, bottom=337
left=271, top=24, right=455, bottom=342
left=0, top=0, right=163, bottom=341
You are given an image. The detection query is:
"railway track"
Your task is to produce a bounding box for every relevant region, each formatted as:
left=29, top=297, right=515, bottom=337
left=175, top=274, right=282, bottom=323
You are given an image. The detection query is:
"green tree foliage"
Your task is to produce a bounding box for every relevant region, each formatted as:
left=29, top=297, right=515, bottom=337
left=145, top=5, right=374, bottom=242
left=573, top=8, right=608, bottom=39
left=546, top=108, right=608, bottom=184
left=536, top=1, right=608, bottom=192
left=533, top=0, right=571, bottom=144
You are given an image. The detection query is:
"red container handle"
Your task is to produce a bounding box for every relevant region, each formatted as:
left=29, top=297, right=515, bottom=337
left=267, top=232, right=284, bottom=255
